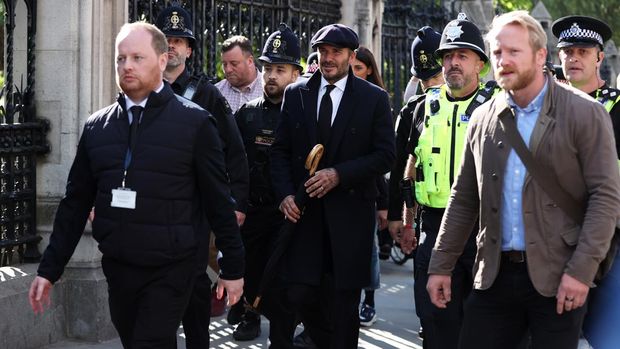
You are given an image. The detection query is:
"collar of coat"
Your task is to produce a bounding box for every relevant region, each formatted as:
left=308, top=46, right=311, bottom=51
left=116, top=81, right=175, bottom=115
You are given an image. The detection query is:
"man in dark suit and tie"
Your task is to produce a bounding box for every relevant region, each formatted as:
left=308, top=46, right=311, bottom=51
left=270, top=24, right=395, bottom=348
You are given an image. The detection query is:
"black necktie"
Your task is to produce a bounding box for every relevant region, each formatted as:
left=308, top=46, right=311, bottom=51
left=318, top=85, right=336, bottom=144
left=129, top=105, right=143, bottom=152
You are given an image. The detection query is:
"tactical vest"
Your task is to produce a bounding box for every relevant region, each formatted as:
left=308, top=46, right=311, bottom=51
left=414, top=82, right=497, bottom=208
left=594, top=87, right=620, bottom=112
left=595, top=87, right=620, bottom=168
left=239, top=101, right=280, bottom=206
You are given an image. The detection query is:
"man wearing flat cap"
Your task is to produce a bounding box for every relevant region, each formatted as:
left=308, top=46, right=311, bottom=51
left=270, top=23, right=395, bottom=348
left=553, top=15, right=620, bottom=349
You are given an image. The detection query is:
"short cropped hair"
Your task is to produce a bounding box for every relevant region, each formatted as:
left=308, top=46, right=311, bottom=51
left=116, top=22, right=168, bottom=55
left=221, top=35, right=254, bottom=57
left=486, top=10, right=547, bottom=52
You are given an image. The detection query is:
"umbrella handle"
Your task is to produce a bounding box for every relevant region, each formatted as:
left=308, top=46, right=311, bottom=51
left=304, top=144, right=324, bottom=176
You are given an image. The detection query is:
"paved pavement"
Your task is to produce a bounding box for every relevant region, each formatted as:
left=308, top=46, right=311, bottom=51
left=43, top=256, right=596, bottom=349
left=44, top=257, right=422, bottom=349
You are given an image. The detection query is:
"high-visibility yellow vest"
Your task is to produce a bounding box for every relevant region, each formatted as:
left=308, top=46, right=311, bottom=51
left=414, top=82, right=497, bottom=208
left=595, top=87, right=620, bottom=170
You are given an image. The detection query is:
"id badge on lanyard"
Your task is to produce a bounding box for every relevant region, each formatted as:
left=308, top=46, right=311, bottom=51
left=112, top=107, right=140, bottom=209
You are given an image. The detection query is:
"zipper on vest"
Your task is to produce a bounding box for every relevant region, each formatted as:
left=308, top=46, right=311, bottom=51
left=449, top=104, right=458, bottom=185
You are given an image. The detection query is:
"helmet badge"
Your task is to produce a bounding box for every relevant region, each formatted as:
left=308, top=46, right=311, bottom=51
left=272, top=37, right=282, bottom=52
left=445, top=22, right=464, bottom=42
left=170, top=11, right=180, bottom=29
left=419, top=50, right=428, bottom=65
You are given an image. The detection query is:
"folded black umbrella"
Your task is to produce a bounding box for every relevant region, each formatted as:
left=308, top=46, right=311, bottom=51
left=250, top=144, right=324, bottom=312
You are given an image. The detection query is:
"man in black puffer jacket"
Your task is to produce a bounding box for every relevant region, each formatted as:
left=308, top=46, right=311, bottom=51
left=28, top=22, right=244, bottom=349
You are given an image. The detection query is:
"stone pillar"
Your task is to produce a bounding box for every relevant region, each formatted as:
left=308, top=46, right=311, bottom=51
left=336, top=0, right=384, bottom=68
left=32, top=0, right=126, bottom=344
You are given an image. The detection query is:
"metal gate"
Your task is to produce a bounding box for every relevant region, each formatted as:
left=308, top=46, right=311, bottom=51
left=0, top=0, right=50, bottom=267
left=382, top=0, right=450, bottom=111
left=129, top=0, right=342, bottom=78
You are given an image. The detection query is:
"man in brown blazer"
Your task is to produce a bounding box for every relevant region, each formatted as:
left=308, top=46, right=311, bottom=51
left=426, top=11, right=620, bottom=349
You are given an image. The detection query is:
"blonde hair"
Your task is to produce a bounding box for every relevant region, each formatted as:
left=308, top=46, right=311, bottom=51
left=116, top=22, right=168, bottom=55
left=486, top=10, right=547, bottom=52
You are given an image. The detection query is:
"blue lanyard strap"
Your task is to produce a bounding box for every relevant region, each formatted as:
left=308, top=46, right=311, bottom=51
left=122, top=105, right=143, bottom=187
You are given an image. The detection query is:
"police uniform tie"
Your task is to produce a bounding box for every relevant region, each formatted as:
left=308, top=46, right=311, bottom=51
left=129, top=105, right=143, bottom=151
left=318, top=84, right=336, bottom=144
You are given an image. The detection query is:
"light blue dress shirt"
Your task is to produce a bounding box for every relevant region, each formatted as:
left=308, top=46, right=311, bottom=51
left=501, top=79, right=548, bottom=251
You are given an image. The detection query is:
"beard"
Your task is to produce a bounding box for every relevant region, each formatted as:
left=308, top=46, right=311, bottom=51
left=320, top=60, right=349, bottom=83
left=166, top=52, right=184, bottom=69
left=445, top=68, right=467, bottom=90
left=264, top=82, right=285, bottom=100
left=496, top=64, right=537, bottom=91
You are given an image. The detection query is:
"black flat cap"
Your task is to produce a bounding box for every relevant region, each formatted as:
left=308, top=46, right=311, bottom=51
left=552, top=16, right=612, bottom=48
left=310, top=24, right=359, bottom=51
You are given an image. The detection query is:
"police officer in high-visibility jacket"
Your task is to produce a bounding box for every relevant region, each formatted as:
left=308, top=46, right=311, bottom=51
left=552, top=16, right=620, bottom=349
left=399, top=14, right=499, bottom=349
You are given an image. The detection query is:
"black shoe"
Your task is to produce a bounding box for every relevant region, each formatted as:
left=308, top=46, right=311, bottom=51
left=227, top=301, right=244, bottom=325
left=379, top=243, right=391, bottom=260
left=293, top=330, right=319, bottom=349
left=233, top=312, right=261, bottom=341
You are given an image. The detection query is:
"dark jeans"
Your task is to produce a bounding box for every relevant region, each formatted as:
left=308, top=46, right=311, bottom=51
left=583, top=250, right=620, bottom=349
left=458, top=260, right=586, bottom=349
left=102, top=256, right=196, bottom=349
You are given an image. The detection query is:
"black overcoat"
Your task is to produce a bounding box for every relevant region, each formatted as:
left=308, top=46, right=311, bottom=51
left=270, top=69, right=395, bottom=289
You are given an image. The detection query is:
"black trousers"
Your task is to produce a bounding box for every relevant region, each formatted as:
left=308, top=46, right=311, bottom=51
left=240, top=205, right=282, bottom=303
left=102, top=255, right=196, bottom=349
left=458, top=260, right=587, bottom=349
left=414, top=208, right=475, bottom=349
left=181, top=273, right=212, bottom=349
left=269, top=278, right=361, bottom=349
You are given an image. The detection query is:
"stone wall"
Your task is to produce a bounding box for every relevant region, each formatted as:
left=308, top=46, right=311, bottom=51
left=1, top=1, right=126, bottom=348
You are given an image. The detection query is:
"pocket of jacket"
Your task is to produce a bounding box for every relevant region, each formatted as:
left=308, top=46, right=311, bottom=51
left=560, top=226, right=580, bottom=246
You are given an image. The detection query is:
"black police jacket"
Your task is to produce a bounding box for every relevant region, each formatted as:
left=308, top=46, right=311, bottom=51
left=38, top=83, right=245, bottom=283
left=235, top=96, right=281, bottom=207
left=171, top=69, right=250, bottom=213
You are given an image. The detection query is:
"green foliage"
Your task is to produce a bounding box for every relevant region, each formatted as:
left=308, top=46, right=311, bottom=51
left=494, top=0, right=533, bottom=12
left=496, top=0, right=620, bottom=46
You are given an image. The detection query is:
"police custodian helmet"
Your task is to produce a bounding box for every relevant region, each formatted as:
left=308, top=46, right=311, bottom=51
left=435, top=13, right=490, bottom=76
left=552, top=15, right=612, bottom=49
left=303, top=51, right=319, bottom=78
left=410, top=26, right=442, bottom=80
left=155, top=5, right=196, bottom=48
left=259, top=23, right=303, bottom=71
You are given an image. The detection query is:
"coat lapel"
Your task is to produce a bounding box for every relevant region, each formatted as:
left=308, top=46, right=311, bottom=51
left=301, top=75, right=320, bottom=146
left=326, top=69, right=357, bottom=165
left=529, top=77, right=556, bottom=158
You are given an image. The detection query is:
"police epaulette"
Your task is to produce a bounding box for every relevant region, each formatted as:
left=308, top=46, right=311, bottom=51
left=174, top=94, right=205, bottom=111
left=464, top=80, right=498, bottom=117
left=598, top=87, right=620, bottom=105
left=406, top=93, right=427, bottom=109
